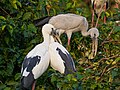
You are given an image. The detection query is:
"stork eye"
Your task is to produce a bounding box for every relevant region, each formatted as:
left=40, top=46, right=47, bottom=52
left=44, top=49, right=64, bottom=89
left=51, top=28, right=54, bottom=31
left=94, top=34, right=96, bottom=37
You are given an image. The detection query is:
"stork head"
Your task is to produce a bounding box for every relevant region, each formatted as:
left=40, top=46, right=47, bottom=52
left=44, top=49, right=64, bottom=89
left=88, top=28, right=99, bottom=38
left=42, top=24, right=62, bottom=44
left=88, top=28, right=99, bottom=59
left=42, top=24, right=56, bottom=35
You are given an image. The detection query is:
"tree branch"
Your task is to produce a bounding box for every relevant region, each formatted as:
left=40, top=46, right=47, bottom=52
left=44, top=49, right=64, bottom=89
left=0, top=7, right=10, bottom=16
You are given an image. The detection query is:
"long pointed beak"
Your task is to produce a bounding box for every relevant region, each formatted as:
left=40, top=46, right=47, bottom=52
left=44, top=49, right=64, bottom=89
left=51, top=29, right=62, bottom=44
left=91, top=36, right=98, bottom=58
left=53, top=34, right=62, bottom=44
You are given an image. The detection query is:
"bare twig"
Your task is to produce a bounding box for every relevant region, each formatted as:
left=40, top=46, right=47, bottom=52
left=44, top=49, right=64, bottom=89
left=0, top=7, right=10, bottom=16
left=98, top=54, right=120, bottom=63
left=98, top=55, right=120, bottom=81
left=95, top=1, right=106, bottom=27
left=100, top=40, right=120, bottom=45
left=100, top=28, right=114, bottom=46
left=107, top=65, right=119, bottom=72
left=85, top=54, right=119, bottom=70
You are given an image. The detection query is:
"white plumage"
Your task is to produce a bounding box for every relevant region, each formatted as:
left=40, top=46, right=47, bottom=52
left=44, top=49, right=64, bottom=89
left=21, top=24, right=76, bottom=90
left=49, top=36, right=76, bottom=75
left=21, top=24, right=56, bottom=90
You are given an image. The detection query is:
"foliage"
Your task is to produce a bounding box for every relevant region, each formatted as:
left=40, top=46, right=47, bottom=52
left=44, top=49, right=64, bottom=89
left=0, top=0, right=120, bottom=90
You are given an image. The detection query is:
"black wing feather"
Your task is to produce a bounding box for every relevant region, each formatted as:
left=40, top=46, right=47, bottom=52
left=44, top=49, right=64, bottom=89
left=21, top=56, right=41, bottom=89
left=56, top=48, right=76, bottom=75
left=33, top=16, right=52, bottom=27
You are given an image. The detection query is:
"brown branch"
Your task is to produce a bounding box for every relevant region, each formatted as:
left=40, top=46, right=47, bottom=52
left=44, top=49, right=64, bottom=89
left=100, top=28, right=114, bottom=46
left=98, top=54, right=120, bottom=63
left=106, top=65, right=120, bottom=72
left=0, top=7, right=10, bottom=16
left=95, top=1, right=106, bottom=28
left=100, top=40, right=120, bottom=45
left=98, top=55, right=120, bottom=81
left=85, top=54, right=119, bottom=70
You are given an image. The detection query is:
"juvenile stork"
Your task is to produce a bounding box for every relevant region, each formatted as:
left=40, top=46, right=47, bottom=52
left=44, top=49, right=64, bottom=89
left=21, top=24, right=56, bottom=90
left=34, top=13, right=99, bottom=58
left=91, top=0, right=109, bottom=27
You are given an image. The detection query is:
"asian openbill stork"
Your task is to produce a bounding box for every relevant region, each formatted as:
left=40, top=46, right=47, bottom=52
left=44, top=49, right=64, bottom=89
left=49, top=34, right=76, bottom=75
left=21, top=24, right=56, bottom=90
left=34, top=13, right=99, bottom=58
left=34, top=14, right=88, bottom=46
left=91, top=0, right=109, bottom=27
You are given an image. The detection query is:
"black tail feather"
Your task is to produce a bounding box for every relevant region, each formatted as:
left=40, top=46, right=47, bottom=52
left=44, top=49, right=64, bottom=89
left=33, top=16, right=52, bottom=27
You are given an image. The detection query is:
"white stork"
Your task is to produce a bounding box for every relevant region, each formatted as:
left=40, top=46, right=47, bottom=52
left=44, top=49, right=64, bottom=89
left=49, top=35, right=76, bottom=75
left=21, top=24, right=56, bottom=90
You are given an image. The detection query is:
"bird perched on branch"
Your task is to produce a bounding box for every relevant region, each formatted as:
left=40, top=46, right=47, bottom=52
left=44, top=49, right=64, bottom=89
left=21, top=23, right=77, bottom=90
left=21, top=24, right=56, bottom=90
left=49, top=34, right=76, bottom=75
left=34, top=13, right=99, bottom=58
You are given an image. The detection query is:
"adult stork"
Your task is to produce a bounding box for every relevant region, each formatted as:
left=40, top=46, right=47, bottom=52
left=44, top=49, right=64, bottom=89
left=21, top=24, right=56, bottom=90
left=49, top=34, right=76, bottom=75
left=91, top=0, right=109, bottom=27
left=34, top=13, right=99, bottom=58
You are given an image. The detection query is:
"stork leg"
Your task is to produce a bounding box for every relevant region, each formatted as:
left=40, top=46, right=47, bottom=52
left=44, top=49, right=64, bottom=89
left=115, top=3, right=119, bottom=8
left=66, top=32, right=72, bottom=46
left=68, top=39, right=71, bottom=46
left=32, top=81, right=36, bottom=90
left=92, top=9, right=94, bottom=27
left=104, top=3, right=106, bottom=24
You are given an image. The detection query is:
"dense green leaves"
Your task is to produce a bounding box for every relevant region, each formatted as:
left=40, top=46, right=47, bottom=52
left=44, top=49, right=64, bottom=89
left=0, top=0, right=120, bottom=90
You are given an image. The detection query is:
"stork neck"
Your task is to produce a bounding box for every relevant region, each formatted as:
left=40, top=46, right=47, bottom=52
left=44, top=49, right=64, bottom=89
left=81, top=30, right=89, bottom=37
left=50, top=36, right=55, bottom=43
left=43, top=33, right=50, bottom=44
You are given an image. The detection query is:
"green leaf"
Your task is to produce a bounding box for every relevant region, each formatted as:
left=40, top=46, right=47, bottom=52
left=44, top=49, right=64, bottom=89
left=8, top=25, right=13, bottom=36
left=0, top=16, right=6, bottom=20
left=111, top=70, right=118, bottom=78
left=6, top=80, right=17, bottom=86
left=66, top=3, right=72, bottom=9
left=115, top=57, right=120, bottom=62
left=2, top=25, right=6, bottom=31
left=66, top=74, right=72, bottom=81
left=17, top=11, right=23, bottom=19
left=4, top=87, right=11, bottom=90
left=30, top=39, right=36, bottom=44
left=16, top=1, right=22, bottom=7
left=12, top=3, right=18, bottom=9
left=114, top=26, right=120, bottom=32
left=0, top=84, right=6, bottom=90
left=12, top=0, right=16, bottom=4
left=51, top=75, right=57, bottom=82
left=28, top=24, right=37, bottom=33
left=14, top=73, right=21, bottom=81
left=76, top=72, right=84, bottom=80
left=4, top=37, right=10, bottom=45
left=23, top=12, right=32, bottom=21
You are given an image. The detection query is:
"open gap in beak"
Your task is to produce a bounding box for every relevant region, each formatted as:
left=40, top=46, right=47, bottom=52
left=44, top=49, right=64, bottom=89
left=51, top=28, right=62, bottom=44
left=53, top=34, right=62, bottom=44
left=91, top=36, right=98, bottom=58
